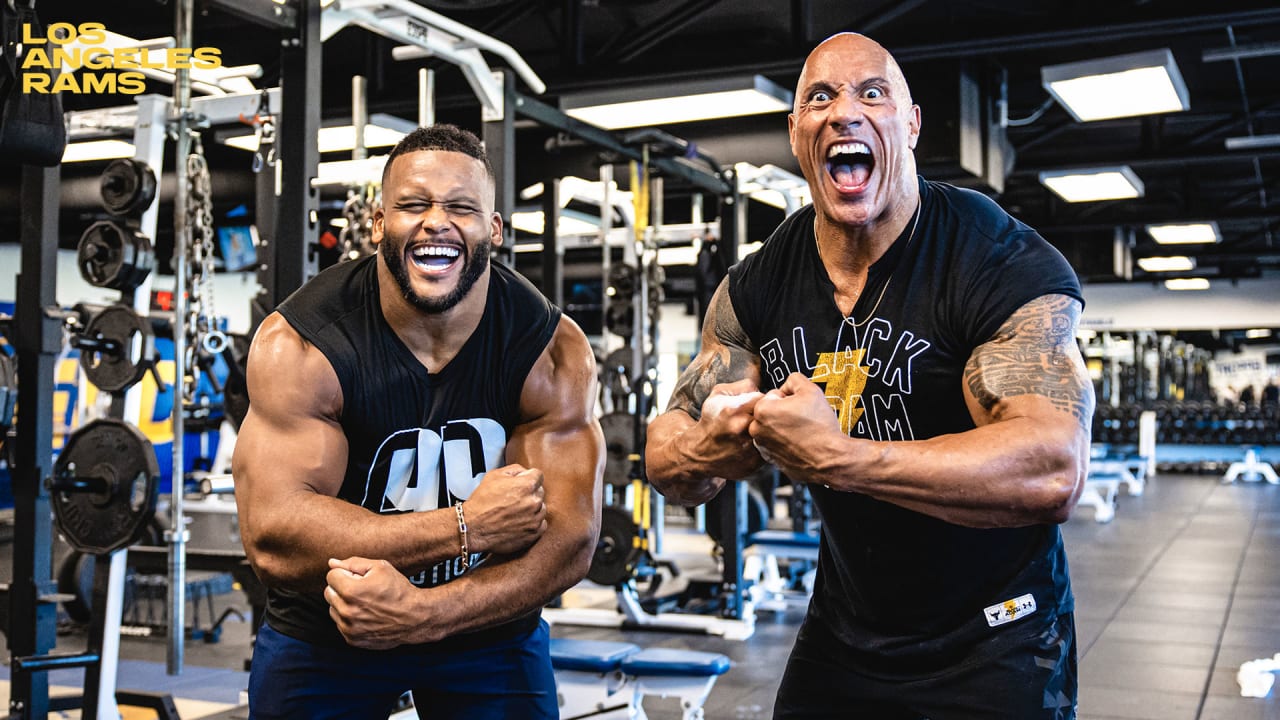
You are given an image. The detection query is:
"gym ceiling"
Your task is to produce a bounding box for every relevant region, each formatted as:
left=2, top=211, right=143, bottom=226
left=4, top=0, right=1279, bottom=294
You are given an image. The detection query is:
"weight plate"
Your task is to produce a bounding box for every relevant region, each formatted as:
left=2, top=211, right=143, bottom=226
left=99, top=158, right=157, bottom=216
left=607, top=263, right=638, bottom=299
left=78, top=304, right=154, bottom=394
left=51, top=418, right=160, bottom=555
left=605, top=303, right=634, bottom=338
left=77, top=220, right=154, bottom=292
left=586, top=505, right=641, bottom=587
left=599, top=411, right=637, bottom=487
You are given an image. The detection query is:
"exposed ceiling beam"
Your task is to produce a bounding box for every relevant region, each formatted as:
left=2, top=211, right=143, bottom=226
left=610, top=0, right=727, bottom=65
left=1012, top=148, right=1280, bottom=175
left=1023, top=207, right=1280, bottom=234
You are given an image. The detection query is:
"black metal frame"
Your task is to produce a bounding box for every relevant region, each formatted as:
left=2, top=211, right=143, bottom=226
left=482, top=95, right=749, bottom=619
left=7, top=164, right=62, bottom=720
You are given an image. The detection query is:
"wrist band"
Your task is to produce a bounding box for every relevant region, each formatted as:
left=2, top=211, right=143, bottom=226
left=454, top=502, right=469, bottom=571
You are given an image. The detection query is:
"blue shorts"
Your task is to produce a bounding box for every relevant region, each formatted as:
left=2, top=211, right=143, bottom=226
left=247, top=619, right=557, bottom=720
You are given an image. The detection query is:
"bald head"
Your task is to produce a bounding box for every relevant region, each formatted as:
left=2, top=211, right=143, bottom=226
left=795, top=33, right=912, bottom=112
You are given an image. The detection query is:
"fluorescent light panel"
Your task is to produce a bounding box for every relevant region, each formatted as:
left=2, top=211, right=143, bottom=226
left=1245, top=328, right=1272, bottom=339
left=562, top=75, right=792, bottom=130
left=225, top=113, right=415, bottom=153
left=510, top=211, right=601, bottom=237
left=1146, top=222, right=1220, bottom=244
left=1136, top=256, right=1195, bottom=272
left=62, top=139, right=136, bottom=163
left=1042, top=49, right=1189, bottom=122
left=1039, top=166, right=1144, bottom=202
left=1164, top=278, right=1210, bottom=291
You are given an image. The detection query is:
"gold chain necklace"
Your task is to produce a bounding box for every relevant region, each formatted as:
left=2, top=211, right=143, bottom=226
left=814, top=200, right=922, bottom=328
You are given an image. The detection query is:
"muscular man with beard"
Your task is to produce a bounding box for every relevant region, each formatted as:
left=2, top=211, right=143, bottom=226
left=233, top=124, right=604, bottom=719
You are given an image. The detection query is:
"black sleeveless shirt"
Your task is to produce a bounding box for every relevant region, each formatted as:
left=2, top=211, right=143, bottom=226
left=269, top=256, right=560, bottom=649
left=729, top=177, right=1083, bottom=673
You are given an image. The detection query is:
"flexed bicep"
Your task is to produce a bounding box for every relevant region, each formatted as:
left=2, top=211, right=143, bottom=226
left=963, top=294, right=1093, bottom=429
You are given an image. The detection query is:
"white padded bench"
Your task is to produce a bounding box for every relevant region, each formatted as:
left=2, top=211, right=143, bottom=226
left=743, top=530, right=819, bottom=611
left=549, top=638, right=730, bottom=720
left=1079, top=472, right=1122, bottom=523
left=1222, top=447, right=1279, bottom=485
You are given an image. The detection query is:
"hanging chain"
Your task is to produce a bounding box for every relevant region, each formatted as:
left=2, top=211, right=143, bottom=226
left=339, top=183, right=377, bottom=261
left=183, top=131, right=227, bottom=403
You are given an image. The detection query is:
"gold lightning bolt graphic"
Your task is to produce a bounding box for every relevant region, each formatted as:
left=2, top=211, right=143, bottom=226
left=810, top=349, right=870, bottom=435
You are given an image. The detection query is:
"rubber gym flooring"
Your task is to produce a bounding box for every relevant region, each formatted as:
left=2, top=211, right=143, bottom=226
left=2, top=470, right=1279, bottom=719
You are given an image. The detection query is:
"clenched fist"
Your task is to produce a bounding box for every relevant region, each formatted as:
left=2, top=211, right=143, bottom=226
left=461, top=464, right=547, bottom=555
left=693, top=380, right=766, bottom=482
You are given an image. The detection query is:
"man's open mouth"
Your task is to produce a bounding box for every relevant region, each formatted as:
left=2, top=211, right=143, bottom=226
left=410, top=243, right=462, bottom=272
left=826, top=141, right=874, bottom=189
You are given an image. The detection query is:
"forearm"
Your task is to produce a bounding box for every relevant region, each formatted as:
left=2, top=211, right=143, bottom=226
left=645, top=411, right=730, bottom=506
left=408, top=515, right=596, bottom=643
left=244, top=491, right=462, bottom=591
left=823, top=417, right=1088, bottom=528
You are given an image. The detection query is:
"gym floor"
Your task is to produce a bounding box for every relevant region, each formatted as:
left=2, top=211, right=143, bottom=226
left=3, top=471, right=1280, bottom=719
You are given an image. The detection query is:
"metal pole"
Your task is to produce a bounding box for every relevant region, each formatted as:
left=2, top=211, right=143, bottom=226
left=167, top=0, right=194, bottom=676
left=418, top=68, right=435, bottom=127
left=599, top=164, right=613, bottom=362
left=352, top=75, right=367, bottom=160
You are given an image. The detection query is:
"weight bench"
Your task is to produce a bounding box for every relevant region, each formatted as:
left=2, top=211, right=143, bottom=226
left=1222, top=447, right=1279, bottom=485
left=743, top=530, right=819, bottom=612
left=1078, top=472, right=1121, bottom=523
left=549, top=638, right=731, bottom=720
left=1088, top=455, right=1147, bottom=496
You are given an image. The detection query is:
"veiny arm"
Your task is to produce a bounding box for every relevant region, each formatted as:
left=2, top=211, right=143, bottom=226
left=324, top=316, right=604, bottom=646
left=645, top=279, right=766, bottom=506
left=233, top=313, right=544, bottom=592
left=750, top=294, right=1093, bottom=528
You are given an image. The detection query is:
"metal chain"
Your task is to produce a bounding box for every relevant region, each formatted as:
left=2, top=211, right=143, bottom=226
left=339, top=183, right=377, bottom=261
left=183, top=132, right=226, bottom=403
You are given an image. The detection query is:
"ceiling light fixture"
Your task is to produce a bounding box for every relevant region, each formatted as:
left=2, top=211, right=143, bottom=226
left=1137, top=256, right=1195, bottom=273
left=1146, top=222, right=1221, bottom=245
left=222, top=113, right=415, bottom=153
left=1039, top=166, right=1144, bottom=203
left=561, top=74, right=793, bottom=130
left=62, top=139, right=137, bottom=163
left=510, top=211, right=602, bottom=237
left=1041, top=48, right=1189, bottom=122
left=1164, top=278, right=1210, bottom=291
left=1245, top=329, right=1272, bottom=339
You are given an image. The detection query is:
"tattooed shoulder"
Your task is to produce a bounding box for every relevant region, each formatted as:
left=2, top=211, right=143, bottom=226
left=666, top=282, right=758, bottom=419
left=964, top=294, right=1093, bottom=427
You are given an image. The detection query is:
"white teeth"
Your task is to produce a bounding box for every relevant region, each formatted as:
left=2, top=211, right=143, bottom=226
left=411, top=245, right=460, bottom=258
left=828, top=142, right=870, bottom=158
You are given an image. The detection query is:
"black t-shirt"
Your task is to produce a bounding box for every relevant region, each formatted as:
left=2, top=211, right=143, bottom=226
left=729, top=177, right=1082, bottom=673
left=269, top=256, right=560, bottom=649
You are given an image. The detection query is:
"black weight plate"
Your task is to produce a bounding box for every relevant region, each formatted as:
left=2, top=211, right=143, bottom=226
left=57, top=550, right=94, bottom=623
left=100, top=158, right=157, bottom=216
left=599, top=411, right=636, bottom=487
left=607, top=263, right=638, bottom=299
left=79, top=304, right=154, bottom=393
left=601, top=348, right=635, bottom=397
left=586, top=505, right=640, bottom=587
left=51, top=418, right=159, bottom=555
left=605, top=303, right=634, bottom=338
left=77, top=220, right=154, bottom=292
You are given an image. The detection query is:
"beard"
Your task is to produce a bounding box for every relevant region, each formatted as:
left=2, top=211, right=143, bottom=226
left=383, top=238, right=492, bottom=314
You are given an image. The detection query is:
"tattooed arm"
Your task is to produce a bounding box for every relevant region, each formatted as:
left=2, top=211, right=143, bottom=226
left=645, top=280, right=766, bottom=506
left=749, top=294, right=1093, bottom=528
